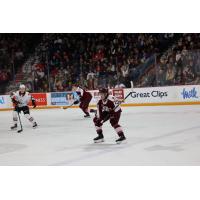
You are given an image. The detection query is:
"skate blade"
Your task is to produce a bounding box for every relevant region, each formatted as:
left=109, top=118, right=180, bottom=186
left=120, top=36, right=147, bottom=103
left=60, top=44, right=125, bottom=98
left=10, top=128, right=17, bottom=131
left=116, top=139, right=127, bottom=145
left=33, top=125, right=38, bottom=129
left=94, top=138, right=105, bottom=143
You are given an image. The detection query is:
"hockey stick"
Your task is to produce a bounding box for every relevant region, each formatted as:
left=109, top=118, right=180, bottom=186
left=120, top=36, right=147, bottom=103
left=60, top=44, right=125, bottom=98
left=101, top=91, right=132, bottom=123
left=17, top=111, right=23, bottom=133
left=62, top=102, right=75, bottom=110
left=111, top=81, right=134, bottom=109
left=91, top=81, right=134, bottom=119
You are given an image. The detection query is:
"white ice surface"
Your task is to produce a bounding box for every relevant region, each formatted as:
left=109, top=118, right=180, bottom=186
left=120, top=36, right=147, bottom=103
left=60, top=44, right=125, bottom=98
left=0, top=106, right=200, bottom=165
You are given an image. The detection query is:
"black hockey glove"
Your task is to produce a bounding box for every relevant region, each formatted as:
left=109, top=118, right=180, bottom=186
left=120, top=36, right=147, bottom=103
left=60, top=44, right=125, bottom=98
left=90, top=109, right=97, bottom=113
left=11, top=98, right=19, bottom=105
left=32, top=99, right=37, bottom=108
left=73, top=100, right=79, bottom=105
left=15, top=106, right=21, bottom=113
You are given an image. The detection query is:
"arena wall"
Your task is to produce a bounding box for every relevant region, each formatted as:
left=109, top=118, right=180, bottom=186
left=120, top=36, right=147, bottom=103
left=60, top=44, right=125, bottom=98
left=1, top=85, right=200, bottom=111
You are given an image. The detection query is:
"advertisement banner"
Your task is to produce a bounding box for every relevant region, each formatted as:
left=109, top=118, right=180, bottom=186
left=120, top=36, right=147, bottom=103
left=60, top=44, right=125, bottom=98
left=2, top=85, right=200, bottom=110
left=112, top=89, right=124, bottom=101
left=0, top=96, right=6, bottom=108
left=51, top=92, right=79, bottom=106
left=0, top=95, right=12, bottom=109
left=30, top=93, right=47, bottom=106
left=126, top=88, right=171, bottom=103
left=89, top=89, right=124, bottom=105
left=178, top=85, right=200, bottom=102
left=88, top=90, right=100, bottom=104
left=123, top=85, right=200, bottom=105
left=123, top=87, right=174, bottom=104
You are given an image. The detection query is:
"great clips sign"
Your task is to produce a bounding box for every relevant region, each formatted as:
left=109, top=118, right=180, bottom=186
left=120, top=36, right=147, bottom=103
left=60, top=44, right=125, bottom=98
left=126, top=87, right=171, bottom=103
left=130, top=90, right=168, bottom=99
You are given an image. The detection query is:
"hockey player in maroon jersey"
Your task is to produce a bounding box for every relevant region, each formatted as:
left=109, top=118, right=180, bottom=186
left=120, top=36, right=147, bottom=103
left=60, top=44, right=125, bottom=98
left=93, top=88, right=126, bottom=144
left=72, top=85, right=92, bottom=118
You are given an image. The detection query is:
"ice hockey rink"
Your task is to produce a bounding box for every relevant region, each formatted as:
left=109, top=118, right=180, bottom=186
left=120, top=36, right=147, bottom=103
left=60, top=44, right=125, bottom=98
left=0, top=105, right=200, bottom=166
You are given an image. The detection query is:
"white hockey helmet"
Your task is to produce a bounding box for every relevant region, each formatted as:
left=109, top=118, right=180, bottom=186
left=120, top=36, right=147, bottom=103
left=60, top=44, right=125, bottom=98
left=19, top=84, right=26, bottom=89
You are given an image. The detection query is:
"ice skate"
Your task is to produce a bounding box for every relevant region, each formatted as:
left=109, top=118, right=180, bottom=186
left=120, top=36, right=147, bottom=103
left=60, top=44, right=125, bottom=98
left=94, top=134, right=104, bottom=143
left=33, top=122, right=38, bottom=128
left=84, top=113, right=91, bottom=118
left=116, top=135, right=126, bottom=144
left=10, top=124, right=17, bottom=130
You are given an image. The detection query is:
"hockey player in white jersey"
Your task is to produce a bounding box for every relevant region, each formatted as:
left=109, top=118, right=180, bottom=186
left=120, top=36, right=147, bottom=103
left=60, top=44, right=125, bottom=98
left=10, top=84, right=38, bottom=130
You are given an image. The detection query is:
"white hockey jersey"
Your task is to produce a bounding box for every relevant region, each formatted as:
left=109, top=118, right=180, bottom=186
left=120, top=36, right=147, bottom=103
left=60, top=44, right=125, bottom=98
left=11, top=91, right=32, bottom=107
left=75, top=87, right=84, bottom=96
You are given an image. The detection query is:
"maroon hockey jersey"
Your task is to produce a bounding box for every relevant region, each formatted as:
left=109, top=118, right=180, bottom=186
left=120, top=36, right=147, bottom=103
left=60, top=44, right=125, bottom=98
left=97, top=95, right=121, bottom=120
left=76, top=87, right=92, bottom=102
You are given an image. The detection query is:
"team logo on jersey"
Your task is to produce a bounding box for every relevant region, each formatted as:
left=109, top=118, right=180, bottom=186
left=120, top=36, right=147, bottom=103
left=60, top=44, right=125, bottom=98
left=102, top=106, right=109, bottom=112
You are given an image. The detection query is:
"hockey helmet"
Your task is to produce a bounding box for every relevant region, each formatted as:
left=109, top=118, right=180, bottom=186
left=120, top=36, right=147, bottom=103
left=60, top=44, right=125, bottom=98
left=99, top=88, right=109, bottom=100
left=19, top=84, right=26, bottom=89
left=19, top=84, right=26, bottom=93
left=99, top=88, right=109, bottom=94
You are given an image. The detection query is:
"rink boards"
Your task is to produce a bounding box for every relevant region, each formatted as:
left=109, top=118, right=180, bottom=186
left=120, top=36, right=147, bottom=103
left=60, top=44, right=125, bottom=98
left=1, top=85, right=200, bottom=110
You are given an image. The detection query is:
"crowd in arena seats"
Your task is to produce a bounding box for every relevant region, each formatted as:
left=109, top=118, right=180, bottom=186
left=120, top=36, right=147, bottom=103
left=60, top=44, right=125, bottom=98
left=0, top=34, right=23, bottom=92
left=139, top=33, right=200, bottom=87
left=2, top=33, right=200, bottom=94
left=31, top=33, right=177, bottom=92
left=0, top=34, right=41, bottom=94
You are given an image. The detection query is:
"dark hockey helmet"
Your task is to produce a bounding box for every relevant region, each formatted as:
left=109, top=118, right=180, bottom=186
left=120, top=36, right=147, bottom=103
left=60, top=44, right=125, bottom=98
left=99, top=88, right=109, bottom=94
left=99, top=88, right=109, bottom=100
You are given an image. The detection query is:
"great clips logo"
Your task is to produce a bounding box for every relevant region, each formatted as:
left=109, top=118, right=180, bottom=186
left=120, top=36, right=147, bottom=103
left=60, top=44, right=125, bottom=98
left=181, top=87, right=199, bottom=99
left=131, top=90, right=168, bottom=99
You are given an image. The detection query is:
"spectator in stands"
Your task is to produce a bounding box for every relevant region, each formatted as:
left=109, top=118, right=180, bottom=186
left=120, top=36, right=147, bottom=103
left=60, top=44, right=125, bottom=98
left=36, top=68, right=45, bottom=79
left=156, top=65, right=166, bottom=86
left=121, top=61, right=129, bottom=78
left=182, top=64, right=195, bottom=85
left=86, top=71, right=96, bottom=90
left=0, top=69, right=10, bottom=84
left=165, top=64, right=176, bottom=85
left=115, top=82, right=126, bottom=88
left=194, top=57, right=200, bottom=77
